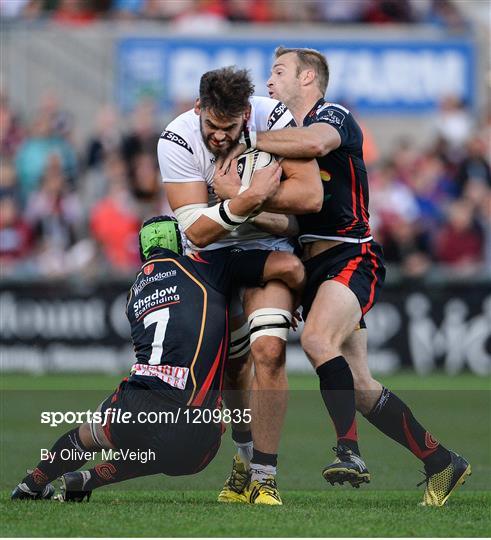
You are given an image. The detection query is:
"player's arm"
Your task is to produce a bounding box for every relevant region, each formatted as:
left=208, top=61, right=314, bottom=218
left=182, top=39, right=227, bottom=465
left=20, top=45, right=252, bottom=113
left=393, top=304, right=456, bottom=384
left=218, top=122, right=341, bottom=172
left=256, top=123, right=341, bottom=158
left=165, top=163, right=281, bottom=248
left=260, top=157, right=322, bottom=213
left=251, top=212, right=299, bottom=237
left=213, top=157, right=322, bottom=214
left=159, top=132, right=281, bottom=249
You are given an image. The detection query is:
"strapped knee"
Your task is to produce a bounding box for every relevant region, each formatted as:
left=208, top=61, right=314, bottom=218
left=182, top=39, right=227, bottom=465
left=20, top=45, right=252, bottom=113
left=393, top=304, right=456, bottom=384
left=247, top=308, right=292, bottom=343
left=229, top=321, right=251, bottom=360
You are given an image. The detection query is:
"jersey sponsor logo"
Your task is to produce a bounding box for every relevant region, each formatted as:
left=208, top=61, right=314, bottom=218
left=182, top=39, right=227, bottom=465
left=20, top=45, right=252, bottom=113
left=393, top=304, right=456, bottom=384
left=267, top=102, right=288, bottom=130
left=325, top=102, right=350, bottom=114
left=425, top=432, right=439, bottom=450
left=320, top=169, right=331, bottom=182
left=133, top=286, right=180, bottom=318
left=131, top=363, right=189, bottom=390
left=144, top=264, right=154, bottom=276
left=320, top=109, right=345, bottom=127
left=133, top=270, right=178, bottom=295
left=160, top=130, right=194, bottom=154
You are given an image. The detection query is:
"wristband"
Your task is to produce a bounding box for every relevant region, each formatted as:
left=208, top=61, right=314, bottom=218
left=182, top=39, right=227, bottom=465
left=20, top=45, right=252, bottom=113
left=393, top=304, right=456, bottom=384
left=238, top=186, right=248, bottom=195
left=219, top=200, right=249, bottom=227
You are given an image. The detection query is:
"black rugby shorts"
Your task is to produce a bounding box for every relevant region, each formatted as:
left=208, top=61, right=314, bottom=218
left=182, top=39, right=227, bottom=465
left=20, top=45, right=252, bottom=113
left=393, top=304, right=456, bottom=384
left=99, top=377, right=223, bottom=476
left=302, top=241, right=386, bottom=323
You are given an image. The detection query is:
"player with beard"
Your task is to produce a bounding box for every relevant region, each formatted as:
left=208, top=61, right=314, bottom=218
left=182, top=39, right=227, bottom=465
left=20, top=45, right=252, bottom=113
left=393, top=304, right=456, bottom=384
left=12, top=216, right=306, bottom=502
left=214, top=48, right=471, bottom=506
left=158, top=66, right=321, bottom=505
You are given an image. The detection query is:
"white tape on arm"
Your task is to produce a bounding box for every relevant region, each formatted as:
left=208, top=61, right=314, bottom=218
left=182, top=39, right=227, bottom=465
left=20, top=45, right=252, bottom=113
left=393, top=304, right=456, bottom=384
left=174, top=201, right=250, bottom=233
left=174, top=203, right=208, bottom=231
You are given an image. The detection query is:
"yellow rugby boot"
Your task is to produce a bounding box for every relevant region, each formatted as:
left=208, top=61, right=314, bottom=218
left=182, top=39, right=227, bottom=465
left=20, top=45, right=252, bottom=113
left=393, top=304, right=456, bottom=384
left=246, top=475, right=282, bottom=505
left=419, top=451, right=471, bottom=506
left=217, top=455, right=249, bottom=503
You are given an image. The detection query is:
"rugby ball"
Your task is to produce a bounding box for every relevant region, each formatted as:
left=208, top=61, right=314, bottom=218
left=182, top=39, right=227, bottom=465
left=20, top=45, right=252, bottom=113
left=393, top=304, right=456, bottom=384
left=236, top=149, right=276, bottom=189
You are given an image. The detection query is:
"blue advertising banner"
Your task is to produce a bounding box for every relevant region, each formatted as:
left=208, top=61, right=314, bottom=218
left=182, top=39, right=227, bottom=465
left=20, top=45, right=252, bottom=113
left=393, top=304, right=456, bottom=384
left=116, top=37, right=475, bottom=114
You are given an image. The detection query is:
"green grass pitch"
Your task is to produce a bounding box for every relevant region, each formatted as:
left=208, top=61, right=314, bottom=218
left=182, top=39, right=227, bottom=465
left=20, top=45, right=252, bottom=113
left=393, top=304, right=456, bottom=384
left=1, top=372, right=490, bottom=537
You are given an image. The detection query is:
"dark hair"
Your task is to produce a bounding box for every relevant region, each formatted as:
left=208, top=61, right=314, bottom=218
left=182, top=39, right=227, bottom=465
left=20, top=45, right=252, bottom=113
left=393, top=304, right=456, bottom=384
left=274, top=46, right=329, bottom=95
left=199, top=66, right=255, bottom=119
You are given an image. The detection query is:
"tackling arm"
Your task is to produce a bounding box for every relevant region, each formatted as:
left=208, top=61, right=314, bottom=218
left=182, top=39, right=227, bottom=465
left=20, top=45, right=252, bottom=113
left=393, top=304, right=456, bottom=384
left=256, top=123, right=341, bottom=158
left=260, top=157, right=322, bottom=214
left=213, top=157, right=322, bottom=214
left=165, top=162, right=282, bottom=248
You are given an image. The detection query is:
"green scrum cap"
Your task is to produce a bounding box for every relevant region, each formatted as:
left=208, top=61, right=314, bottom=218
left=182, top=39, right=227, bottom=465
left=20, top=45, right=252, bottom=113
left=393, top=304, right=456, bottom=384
left=138, top=216, right=183, bottom=261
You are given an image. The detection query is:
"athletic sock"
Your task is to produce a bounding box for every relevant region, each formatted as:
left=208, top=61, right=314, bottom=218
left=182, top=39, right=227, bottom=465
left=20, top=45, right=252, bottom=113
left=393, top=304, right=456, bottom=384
left=250, top=449, right=277, bottom=482
left=365, top=387, right=451, bottom=473
left=316, top=356, right=360, bottom=455
left=232, top=429, right=253, bottom=467
left=250, top=464, right=277, bottom=483
left=82, top=459, right=158, bottom=490
left=23, top=428, right=92, bottom=490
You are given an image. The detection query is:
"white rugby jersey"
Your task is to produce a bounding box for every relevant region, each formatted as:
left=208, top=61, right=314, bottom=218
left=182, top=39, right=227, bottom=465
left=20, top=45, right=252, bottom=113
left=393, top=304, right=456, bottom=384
left=158, top=96, right=294, bottom=251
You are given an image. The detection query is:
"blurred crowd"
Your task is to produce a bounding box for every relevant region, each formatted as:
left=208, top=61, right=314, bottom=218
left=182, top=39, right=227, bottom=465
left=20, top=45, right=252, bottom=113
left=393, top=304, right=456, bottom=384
left=1, top=0, right=470, bottom=30
left=369, top=95, right=491, bottom=280
left=0, top=87, right=490, bottom=281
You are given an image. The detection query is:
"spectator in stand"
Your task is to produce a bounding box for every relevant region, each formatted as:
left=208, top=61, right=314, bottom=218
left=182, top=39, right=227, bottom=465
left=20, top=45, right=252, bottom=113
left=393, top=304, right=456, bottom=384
left=172, top=0, right=228, bottom=33
left=130, top=152, right=173, bottom=221
left=370, top=160, right=420, bottom=233
left=121, top=99, right=161, bottom=178
left=15, top=105, right=77, bottom=206
left=25, top=154, right=83, bottom=276
left=90, top=155, right=140, bottom=273
left=435, top=199, right=484, bottom=273
left=111, top=0, right=145, bottom=19
left=0, top=0, right=42, bottom=19
left=362, top=0, right=414, bottom=23
left=391, top=137, right=420, bottom=185
left=52, top=0, right=102, bottom=25
left=407, top=152, right=456, bottom=229
left=141, top=0, right=193, bottom=20
left=434, top=96, right=474, bottom=161
left=86, top=105, right=122, bottom=170
left=0, top=196, right=32, bottom=275
left=226, top=0, right=274, bottom=23
left=0, top=91, right=24, bottom=159
left=313, top=0, right=367, bottom=23
left=475, top=190, right=491, bottom=272
left=455, top=135, right=491, bottom=196
left=0, top=160, right=20, bottom=201
left=370, top=161, right=432, bottom=278
left=381, top=216, right=433, bottom=278
left=424, top=0, right=469, bottom=31
left=130, top=152, right=159, bottom=202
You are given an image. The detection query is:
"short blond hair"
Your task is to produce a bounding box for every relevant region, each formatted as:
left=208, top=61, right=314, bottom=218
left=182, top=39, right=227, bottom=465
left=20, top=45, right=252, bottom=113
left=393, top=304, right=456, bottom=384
left=274, top=46, right=329, bottom=95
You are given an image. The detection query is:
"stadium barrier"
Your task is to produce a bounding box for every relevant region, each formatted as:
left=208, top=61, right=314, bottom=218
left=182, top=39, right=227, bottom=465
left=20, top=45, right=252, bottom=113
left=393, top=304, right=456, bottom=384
left=1, top=279, right=489, bottom=375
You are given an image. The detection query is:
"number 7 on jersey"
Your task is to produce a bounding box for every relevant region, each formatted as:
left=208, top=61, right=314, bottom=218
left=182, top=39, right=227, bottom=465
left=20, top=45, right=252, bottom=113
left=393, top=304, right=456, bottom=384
left=144, top=308, right=170, bottom=365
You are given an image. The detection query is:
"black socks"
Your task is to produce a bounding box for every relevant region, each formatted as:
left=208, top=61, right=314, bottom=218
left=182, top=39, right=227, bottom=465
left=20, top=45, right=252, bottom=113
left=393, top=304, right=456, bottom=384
left=365, top=387, right=451, bottom=473
left=316, top=356, right=360, bottom=455
left=24, top=428, right=92, bottom=490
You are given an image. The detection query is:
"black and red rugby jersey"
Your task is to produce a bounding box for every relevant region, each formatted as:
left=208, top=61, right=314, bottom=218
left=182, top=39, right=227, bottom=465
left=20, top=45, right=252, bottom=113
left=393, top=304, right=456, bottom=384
left=298, top=99, right=371, bottom=242
left=125, top=246, right=269, bottom=408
